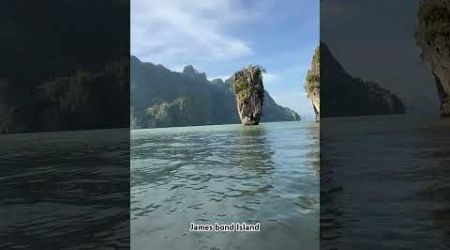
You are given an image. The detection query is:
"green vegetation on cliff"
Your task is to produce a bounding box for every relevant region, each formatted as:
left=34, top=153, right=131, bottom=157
left=418, top=2, right=450, bottom=44
left=0, top=1, right=129, bottom=133
left=232, top=65, right=265, bottom=99
left=305, top=47, right=320, bottom=94
left=232, top=65, right=265, bottom=125
left=305, top=46, right=320, bottom=121
left=131, top=57, right=300, bottom=128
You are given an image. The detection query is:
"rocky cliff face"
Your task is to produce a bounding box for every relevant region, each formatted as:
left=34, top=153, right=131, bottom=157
left=306, top=46, right=320, bottom=121
left=0, top=0, right=129, bottom=134
left=417, top=0, right=450, bottom=117
left=232, top=65, right=265, bottom=125
left=130, top=57, right=300, bottom=128
left=182, top=65, right=208, bottom=82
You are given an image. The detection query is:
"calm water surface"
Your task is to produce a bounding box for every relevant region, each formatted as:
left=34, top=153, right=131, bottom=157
left=0, top=129, right=129, bottom=249
left=131, top=121, right=319, bottom=250
left=321, top=116, right=450, bottom=249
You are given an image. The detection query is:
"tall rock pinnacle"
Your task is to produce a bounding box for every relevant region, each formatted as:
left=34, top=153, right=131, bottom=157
left=232, top=65, right=265, bottom=125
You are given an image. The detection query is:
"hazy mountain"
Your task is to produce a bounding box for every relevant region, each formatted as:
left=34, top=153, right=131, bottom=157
left=321, top=43, right=405, bottom=117
left=130, top=56, right=300, bottom=128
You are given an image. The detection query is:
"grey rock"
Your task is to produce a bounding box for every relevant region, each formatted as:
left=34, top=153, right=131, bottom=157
left=417, top=0, right=450, bottom=117
left=232, top=65, right=265, bottom=125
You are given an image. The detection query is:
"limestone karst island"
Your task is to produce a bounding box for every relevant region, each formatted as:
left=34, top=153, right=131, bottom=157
left=130, top=56, right=300, bottom=129
left=232, top=65, right=266, bottom=125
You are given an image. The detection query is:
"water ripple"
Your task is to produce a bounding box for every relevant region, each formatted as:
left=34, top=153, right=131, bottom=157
left=131, top=121, right=319, bottom=250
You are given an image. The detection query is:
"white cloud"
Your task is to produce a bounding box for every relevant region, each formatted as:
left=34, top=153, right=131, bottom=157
left=131, top=0, right=265, bottom=64
left=262, top=72, right=278, bottom=85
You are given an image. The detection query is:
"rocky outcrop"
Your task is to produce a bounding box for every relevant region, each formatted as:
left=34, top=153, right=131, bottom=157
left=417, top=0, right=450, bottom=117
left=182, top=65, right=208, bottom=82
left=306, top=46, right=320, bottom=121
left=232, top=65, right=265, bottom=125
left=130, top=57, right=300, bottom=128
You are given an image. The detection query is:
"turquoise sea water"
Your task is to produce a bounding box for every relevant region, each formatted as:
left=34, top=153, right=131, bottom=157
left=131, top=121, right=319, bottom=250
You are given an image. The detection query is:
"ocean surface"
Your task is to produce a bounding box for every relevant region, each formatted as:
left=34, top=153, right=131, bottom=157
left=0, top=129, right=130, bottom=249
left=131, top=121, right=319, bottom=250
left=321, top=115, right=450, bottom=249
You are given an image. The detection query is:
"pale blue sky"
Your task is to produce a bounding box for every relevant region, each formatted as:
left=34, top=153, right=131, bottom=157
left=131, top=0, right=319, bottom=118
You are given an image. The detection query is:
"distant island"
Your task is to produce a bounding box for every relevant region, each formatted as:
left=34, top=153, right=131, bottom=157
left=130, top=56, right=300, bottom=129
left=320, top=43, right=405, bottom=117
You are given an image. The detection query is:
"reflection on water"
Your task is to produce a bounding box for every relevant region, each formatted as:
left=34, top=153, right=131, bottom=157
left=0, top=129, right=130, bottom=249
left=131, top=121, right=319, bottom=250
left=321, top=115, right=450, bottom=249
left=237, top=126, right=274, bottom=173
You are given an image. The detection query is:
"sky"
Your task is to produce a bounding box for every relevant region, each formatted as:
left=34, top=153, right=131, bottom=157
left=321, top=0, right=440, bottom=115
left=131, top=0, right=319, bottom=119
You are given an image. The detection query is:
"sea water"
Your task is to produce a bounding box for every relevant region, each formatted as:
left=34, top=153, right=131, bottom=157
left=131, top=121, right=319, bottom=250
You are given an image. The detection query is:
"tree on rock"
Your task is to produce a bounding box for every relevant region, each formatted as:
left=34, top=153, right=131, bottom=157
left=305, top=46, right=320, bottom=122
left=232, top=65, right=265, bottom=125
